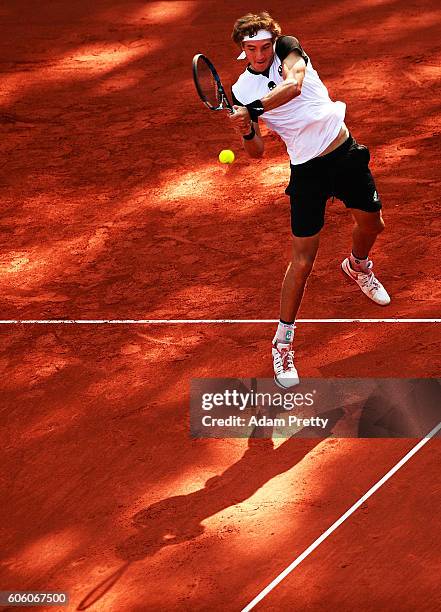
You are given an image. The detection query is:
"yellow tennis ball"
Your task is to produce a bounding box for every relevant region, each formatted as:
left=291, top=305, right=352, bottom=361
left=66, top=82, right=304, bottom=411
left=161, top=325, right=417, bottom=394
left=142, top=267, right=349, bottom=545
left=219, top=149, right=235, bottom=164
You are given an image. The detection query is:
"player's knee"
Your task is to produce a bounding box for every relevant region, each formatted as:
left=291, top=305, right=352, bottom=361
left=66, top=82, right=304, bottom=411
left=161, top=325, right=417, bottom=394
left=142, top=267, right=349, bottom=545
left=377, top=217, right=386, bottom=233
left=292, top=254, right=315, bottom=278
left=370, top=217, right=385, bottom=235
left=357, top=215, right=385, bottom=235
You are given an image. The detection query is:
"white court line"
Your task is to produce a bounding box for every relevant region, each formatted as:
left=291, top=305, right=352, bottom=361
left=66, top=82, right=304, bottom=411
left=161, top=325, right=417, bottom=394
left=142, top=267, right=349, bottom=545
left=241, top=420, right=441, bottom=612
left=0, top=319, right=440, bottom=325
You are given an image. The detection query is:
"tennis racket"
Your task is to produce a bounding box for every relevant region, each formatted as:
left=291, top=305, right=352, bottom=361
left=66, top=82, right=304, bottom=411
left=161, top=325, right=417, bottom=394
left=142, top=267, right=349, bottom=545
left=192, top=54, right=234, bottom=113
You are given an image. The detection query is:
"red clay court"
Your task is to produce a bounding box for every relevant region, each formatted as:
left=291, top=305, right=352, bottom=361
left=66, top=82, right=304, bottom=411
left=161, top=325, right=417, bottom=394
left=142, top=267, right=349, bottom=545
left=0, top=1, right=440, bottom=610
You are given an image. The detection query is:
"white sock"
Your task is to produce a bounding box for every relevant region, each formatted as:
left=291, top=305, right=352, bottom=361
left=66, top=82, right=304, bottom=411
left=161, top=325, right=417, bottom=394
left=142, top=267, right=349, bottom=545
left=350, top=252, right=370, bottom=273
left=273, top=320, right=295, bottom=344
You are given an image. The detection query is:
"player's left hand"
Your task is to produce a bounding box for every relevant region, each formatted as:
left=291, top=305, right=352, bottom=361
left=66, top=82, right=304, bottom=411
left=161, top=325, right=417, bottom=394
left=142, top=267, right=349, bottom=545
left=229, top=105, right=252, bottom=135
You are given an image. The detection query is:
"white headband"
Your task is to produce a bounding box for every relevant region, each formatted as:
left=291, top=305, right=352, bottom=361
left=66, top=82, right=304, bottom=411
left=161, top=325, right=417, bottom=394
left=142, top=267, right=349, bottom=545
left=237, top=29, right=273, bottom=60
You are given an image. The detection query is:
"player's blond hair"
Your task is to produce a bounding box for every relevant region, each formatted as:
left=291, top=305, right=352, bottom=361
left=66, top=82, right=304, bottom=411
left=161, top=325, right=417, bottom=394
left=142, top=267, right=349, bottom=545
left=231, top=11, right=282, bottom=46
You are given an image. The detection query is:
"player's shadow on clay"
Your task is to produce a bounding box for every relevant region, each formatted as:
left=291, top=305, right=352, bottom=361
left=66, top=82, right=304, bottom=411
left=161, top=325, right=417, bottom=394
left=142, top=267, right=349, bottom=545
left=77, top=408, right=342, bottom=609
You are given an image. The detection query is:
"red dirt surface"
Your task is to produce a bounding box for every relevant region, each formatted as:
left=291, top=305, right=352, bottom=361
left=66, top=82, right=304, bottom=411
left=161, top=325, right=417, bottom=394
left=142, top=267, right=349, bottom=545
left=0, top=1, right=440, bottom=610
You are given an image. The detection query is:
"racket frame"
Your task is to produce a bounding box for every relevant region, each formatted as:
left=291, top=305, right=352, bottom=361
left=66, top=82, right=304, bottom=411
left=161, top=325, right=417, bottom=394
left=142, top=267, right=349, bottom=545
left=192, top=53, right=234, bottom=112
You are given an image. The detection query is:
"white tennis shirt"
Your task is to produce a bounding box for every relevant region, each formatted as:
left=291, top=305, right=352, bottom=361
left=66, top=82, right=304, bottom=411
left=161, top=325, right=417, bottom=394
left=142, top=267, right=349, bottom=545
left=232, top=40, right=346, bottom=165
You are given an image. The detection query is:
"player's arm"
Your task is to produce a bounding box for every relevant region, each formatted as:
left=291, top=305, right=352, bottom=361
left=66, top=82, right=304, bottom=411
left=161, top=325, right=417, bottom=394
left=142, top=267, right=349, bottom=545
left=242, top=121, right=264, bottom=158
left=261, top=51, right=305, bottom=111
left=243, top=51, right=306, bottom=123
left=229, top=51, right=305, bottom=153
left=232, top=111, right=264, bottom=158
left=229, top=91, right=264, bottom=158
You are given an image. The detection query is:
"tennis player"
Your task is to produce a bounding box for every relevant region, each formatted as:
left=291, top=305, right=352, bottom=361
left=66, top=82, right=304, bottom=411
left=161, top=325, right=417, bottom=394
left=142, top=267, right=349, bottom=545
left=229, top=12, right=390, bottom=389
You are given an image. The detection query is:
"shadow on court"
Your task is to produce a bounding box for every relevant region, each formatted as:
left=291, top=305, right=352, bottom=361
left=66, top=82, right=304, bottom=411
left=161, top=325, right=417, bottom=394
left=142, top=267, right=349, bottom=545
left=77, top=409, right=342, bottom=609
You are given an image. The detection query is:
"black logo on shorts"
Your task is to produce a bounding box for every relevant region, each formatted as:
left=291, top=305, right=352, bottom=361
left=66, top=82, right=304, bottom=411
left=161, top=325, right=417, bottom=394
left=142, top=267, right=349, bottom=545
left=268, top=81, right=276, bottom=90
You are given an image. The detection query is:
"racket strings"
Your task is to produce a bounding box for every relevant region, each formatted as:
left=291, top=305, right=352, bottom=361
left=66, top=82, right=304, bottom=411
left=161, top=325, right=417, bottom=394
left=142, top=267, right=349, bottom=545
left=197, top=59, right=220, bottom=108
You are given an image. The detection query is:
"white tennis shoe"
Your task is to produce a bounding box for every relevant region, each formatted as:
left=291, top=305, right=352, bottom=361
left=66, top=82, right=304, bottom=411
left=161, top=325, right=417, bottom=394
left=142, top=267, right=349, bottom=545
left=272, top=340, right=299, bottom=388
left=341, top=258, right=391, bottom=305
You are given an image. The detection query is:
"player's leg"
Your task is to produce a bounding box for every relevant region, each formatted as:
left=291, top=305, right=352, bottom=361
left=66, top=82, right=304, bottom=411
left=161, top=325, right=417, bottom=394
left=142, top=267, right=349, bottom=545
left=350, top=208, right=385, bottom=260
left=274, top=157, right=327, bottom=389
left=334, top=139, right=391, bottom=305
left=272, top=233, right=320, bottom=388
left=342, top=208, right=390, bottom=305
left=273, top=234, right=320, bottom=389
left=280, top=233, right=320, bottom=323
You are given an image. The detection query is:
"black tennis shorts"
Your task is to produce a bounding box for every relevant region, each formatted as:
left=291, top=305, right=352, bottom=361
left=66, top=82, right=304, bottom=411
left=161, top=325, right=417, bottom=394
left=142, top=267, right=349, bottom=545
left=285, top=134, right=382, bottom=238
